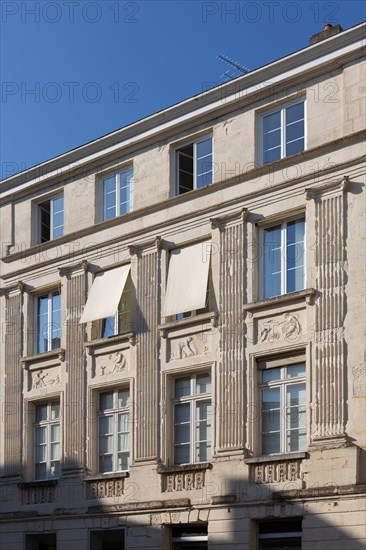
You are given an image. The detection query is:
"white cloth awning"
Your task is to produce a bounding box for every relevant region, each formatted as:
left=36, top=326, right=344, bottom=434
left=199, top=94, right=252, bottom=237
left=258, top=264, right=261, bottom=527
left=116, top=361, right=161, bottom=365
left=164, top=241, right=211, bottom=317
left=79, top=265, right=131, bottom=324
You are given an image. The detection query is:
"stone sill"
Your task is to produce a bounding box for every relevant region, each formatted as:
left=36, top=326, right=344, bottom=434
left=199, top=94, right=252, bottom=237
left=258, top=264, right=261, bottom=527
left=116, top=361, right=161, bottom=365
left=159, top=312, right=218, bottom=337
left=21, top=348, right=65, bottom=367
left=245, top=452, right=309, bottom=464
left=84, top=472, right=130, bottom=481
left=157, top=462, right=213, bottom=474
left=84, top=332, right=136, bottom=353
left=243, top=288, right=316, bottom=313
left=18, top=479, right=58, bottom=488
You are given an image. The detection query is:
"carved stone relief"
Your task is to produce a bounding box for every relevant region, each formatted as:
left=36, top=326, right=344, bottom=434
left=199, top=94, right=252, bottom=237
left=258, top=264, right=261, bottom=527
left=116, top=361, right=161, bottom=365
left=256, top=312, right=303, bottom=345
left=168, top=334, right=209, bottom=361
left=31, top=368, right=61, bottom=390
left=95, top=351, right=128, bottom=377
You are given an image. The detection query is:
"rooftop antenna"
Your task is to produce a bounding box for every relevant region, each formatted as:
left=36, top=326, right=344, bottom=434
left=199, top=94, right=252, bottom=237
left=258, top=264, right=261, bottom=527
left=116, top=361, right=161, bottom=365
left=217, top=54, right=249, bottom=81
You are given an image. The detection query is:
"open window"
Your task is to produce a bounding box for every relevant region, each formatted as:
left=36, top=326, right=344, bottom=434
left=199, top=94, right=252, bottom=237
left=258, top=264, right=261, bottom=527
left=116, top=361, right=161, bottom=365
left=79, top=265, right=131, bottom=337
left=176, top=136, right=213, bottom=194
left=164, top=241, right=212, bottom=320
left=37, top=194, right=64, bottom=243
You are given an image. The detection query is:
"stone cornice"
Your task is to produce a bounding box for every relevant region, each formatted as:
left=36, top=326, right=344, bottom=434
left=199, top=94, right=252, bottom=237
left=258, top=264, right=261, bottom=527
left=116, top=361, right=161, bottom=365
left=128, top=236, right=163, bottom=256
left=210, top=208, right=248, bottom=229
left=0, top=280, right=26, bottom=296
left=58, top=259, right=90, bottom=277
left=305, top=175, right=350, bottom=200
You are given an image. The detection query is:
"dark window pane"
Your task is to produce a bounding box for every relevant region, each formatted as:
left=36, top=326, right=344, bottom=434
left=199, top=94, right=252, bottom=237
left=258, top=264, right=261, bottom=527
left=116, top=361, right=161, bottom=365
left=286, top=138, right=304, bottom=156
left=286, top=102, right=304, bottom=124
left=264, top=147, right=281, bottom=164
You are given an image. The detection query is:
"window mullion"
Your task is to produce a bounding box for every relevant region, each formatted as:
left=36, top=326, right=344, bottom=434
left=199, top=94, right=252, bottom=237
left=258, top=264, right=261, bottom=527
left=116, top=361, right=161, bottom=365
left=281, top=381, right=286, bottom=453
left=281, top=107, right=286, bottom=158
left=50, top=198, right=54, bottom=240
left=190, top=399, right=195, bottom=464
left=281, top=223, right=287, bottom=295
left=47, top=293, right=52, bottom=351
left=116, top=173, right=120, bottom=217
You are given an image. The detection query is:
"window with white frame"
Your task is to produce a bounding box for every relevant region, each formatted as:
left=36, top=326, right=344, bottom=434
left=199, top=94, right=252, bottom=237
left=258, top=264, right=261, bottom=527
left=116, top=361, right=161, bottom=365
left=262, top=218, right=305, bottom=299
left=101, top=272, right=132, bottom=338
left=259, top=360, right=306, bottom=455
left=38, top=194, right=64, bottom=243
left=171, top=525, right=208, bottom=550
left=172, top=373, right=212, bottom=465
left=34, top=402, right=61, bottom=480
left=176, top=136, right=213, bottom=194
left=101, top=166, right=133, bottom=221
left=261, top=101, right=305, bottom=164
left=258, top=518, right=302, bottom=550
left=98, top=388, right=130, bottom=474
left=36, top=291, right=61, bottom=353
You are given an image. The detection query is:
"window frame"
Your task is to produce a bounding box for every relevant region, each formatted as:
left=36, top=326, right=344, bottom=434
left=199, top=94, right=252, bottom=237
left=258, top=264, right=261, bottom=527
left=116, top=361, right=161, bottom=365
left=35, top=290, right=61, bottom=354
left=37, top=193, right=64, bottom=244
left=175, top=135, right=213, bottom=195
left=257, top=518, right=302, bottom=550
left=171, top=372, right=212, bottom=466
left=33, top=401, right=61, bottom=481
left=258, top=359, right=306, bottom=456
left=97, top=387, right=130, bottom=474
left=259, top=99, right=306, bottom=165
left=260, top=216, right=306, bottom=300
left=99, top=165, right=133, bottom=222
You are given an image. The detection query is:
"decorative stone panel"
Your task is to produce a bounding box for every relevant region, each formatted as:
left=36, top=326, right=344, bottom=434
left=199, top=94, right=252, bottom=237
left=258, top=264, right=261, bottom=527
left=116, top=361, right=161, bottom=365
left=251, top=459, right=303, bottom=484
left=159, top=467, right=210, bottom=492
left=19, top=481, right=57, bottom=504
left=85, top=477, right=126, bottom=499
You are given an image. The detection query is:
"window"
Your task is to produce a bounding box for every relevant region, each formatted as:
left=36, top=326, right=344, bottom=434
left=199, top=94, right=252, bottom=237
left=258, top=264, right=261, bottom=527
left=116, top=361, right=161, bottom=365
left=34, top=402, right=61, bottom=481
left=38, top=194, right=64, bottom=243
left=172, top=525, right=208, bottom=550
left=164, top=242, right=212, bottom=319
left=25, top=533, right=57, bottom=550
left=176, top=137, right=213, bottom=194
left=258, top=519, right=302, bottom=549
left=259, top=362, right=306, bottom=455
left=172, top=373, right=212, bottom=465
left=101, top=272, right=132, bottom=338
left=90, top=530, right=125, bottom=550
left=262, top=218, right=305, bottom=299
left=261, top=101, right=305, bottom=164
left=98, top=388, right=130, bottom=473
left=101, top=166, right=133, bottom=220
left=36, top=291, right=61, bottom=353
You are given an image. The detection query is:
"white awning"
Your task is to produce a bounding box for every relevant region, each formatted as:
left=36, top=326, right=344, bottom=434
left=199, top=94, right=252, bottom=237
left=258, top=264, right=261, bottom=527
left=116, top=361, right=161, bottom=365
left=164, top=241, right=211, bottom=317
left=79, top=265, right=131, bottom=324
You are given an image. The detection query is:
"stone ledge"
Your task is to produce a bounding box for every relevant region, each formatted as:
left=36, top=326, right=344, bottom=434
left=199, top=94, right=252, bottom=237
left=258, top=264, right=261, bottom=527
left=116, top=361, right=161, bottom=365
left=245, top=452, right=309, bottom=464
left=243, top=288, right=316, bottom=313
left=157, top=463, right=212, bottom=474
left=159, top=312, right=218, bottom=337
left=21, top=348, right=65, bottom=367
left=84, top=332, right=136, bottom=353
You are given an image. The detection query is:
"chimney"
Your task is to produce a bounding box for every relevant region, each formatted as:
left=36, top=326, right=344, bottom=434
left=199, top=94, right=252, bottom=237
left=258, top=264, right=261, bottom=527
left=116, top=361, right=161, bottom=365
left=310, top=23, right=343, bottom=45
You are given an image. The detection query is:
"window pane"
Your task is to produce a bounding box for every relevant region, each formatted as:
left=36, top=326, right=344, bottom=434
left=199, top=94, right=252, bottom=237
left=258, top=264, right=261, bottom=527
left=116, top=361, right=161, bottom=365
left=287, top=407, right=306, bottom=430
left=37, top=296, right=49, bottom=353
left=175, top=424, right=190, bottom=445
left=35, top=444, right=46, bottom=462
left=287, top=384, right=306, bottom=407
left=102, top=315, right=116, bottom=338
left=195, top=441, right=211, bottom=462
left=99, top=454, right=113, bottom=473
left=286, top=120, right=304, bottom=144
left=51, top=424, right=60, bottom=443
left=100, top=392, right=114, bottom=412
left=118, top=389, right=130, bottom=408
left=287, top=429, right=306, bottom=452
left=196, top=138, right=212, bottom=159
left=51, top=442, right=60, bottom=461
left=99, top=415, right=113, bottom=434
left=36, top=404, right=48, bottom=423
left=262, top=387, right=280, bottom=410
left=50, top=460, right=60, bottom=478
left=286, top=364, right=306, bottom=378
left=119, top=167, right=133, bottom=215
left=117, top=453, right=129, bottom=471
left=99, top=434, right=113, bottom=454
left=196, top=171, right=212, bottom=188
left=118, top=433, right=129, bottom=453
left=263, top=128, right=281, bottom=151
left=51, top=293, right=61, bottom=349
left=39, top=201, right=51, bottom=242
left=175, top=402, right=190, bottom=423
left=262, top=368, right=281, bottom=383
left=286, top=102, right=304, bottom=124
left=286, top=220, right=305, bottom=293
left=196, top=373, right=211, bottom=394
left=263, top=111, right=281, bottom=133
left=174, top=378, right=191, bottom=398
left=174, top=445, right=190, bottom=464
left=263, top=226, right=281, bottom=298
left=286, top=138, right=304, bottom=157
left=35, top=463, right=47, bottom=480
left=104, top=175, right=117, bottom=220
left=263, top=147, right=281, bottom=164
left=118, top=412, right=129, bottom=433
left=262, top=432, right=280, bottom=455
left=262, top=410, right=280, bottom=432
left=287, top=219, right=305, bottom=245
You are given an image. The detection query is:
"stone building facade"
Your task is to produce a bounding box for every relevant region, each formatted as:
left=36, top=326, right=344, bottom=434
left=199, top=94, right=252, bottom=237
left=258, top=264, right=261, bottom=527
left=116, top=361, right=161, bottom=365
left=0, top=22, right=365, bottom=550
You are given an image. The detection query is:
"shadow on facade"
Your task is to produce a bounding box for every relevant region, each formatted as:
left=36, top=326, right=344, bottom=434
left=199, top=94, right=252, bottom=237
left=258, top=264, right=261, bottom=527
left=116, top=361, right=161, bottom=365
left=1, top=460, right=365, bottom=549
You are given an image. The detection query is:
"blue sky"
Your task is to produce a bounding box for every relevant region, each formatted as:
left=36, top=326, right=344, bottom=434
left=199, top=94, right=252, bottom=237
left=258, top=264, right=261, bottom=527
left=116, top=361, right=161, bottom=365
left=1, top=0, right=365, bottom=179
